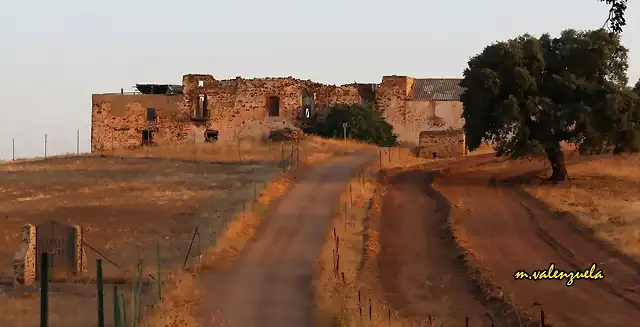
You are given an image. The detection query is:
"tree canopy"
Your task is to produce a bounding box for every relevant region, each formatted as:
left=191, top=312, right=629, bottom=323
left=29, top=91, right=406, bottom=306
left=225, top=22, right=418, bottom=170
left=312, top=103, right=398, bottom=147
left=460, top=29, right=640, bottom=181
left=599, top=0, right=628, bottom=33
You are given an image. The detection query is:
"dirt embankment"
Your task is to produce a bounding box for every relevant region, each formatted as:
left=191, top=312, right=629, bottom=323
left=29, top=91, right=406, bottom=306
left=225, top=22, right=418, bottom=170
left=433, top=155, right=640, bottom=327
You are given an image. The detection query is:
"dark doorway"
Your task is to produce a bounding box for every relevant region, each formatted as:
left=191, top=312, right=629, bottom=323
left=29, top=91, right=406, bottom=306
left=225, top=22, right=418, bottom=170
left=432, top=152, right=437, bottom=159
left=146, top=108, right=157, bottom=122
left=142, top=130, right=153, bottom=146
left=267, top=96, right=280, bottom=117
left=204, top=130, right=219, bottom=142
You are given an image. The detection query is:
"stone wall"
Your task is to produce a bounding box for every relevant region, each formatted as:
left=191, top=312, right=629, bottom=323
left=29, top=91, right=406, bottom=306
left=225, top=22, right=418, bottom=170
left=13, top=224, right=36, bottom=285
left=418, top=130, right=465, bottom=158
left=92, top=75, right=364, bottom=152
left=91, top=94, right=188, bottom=152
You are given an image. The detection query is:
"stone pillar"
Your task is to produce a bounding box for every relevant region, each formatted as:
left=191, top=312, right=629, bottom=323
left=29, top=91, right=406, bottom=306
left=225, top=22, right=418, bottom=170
left=13, top=224, right=36, bottom=285
left=73, top=225, right=88, bottom=274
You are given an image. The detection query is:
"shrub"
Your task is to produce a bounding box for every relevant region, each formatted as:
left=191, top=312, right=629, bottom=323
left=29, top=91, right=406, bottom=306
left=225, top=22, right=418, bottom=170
left=312, top=103, right=398, bottom=147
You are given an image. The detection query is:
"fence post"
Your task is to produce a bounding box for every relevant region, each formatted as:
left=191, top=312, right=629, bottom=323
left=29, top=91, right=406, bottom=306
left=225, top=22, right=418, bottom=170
left=133, top=259, right=143, bottom=327
left=113, top=285, right=121, bottom=327
left=378, top=150, right=382, bottom=167
left=111, top=131, right=114, bottom=155
left=76, top=129, right=80, bottom=155
left=193, top=132, right=197, bottom=161
left=97, top=259, right=104, bottom=327
left=157, top=241, right=162, bottom=301
left=44, top=134, right=47, bottom=159
left=12, top=137, right=15, bottom=161
left=121, top=294, right=128, bottom=327
left=237, top=137, right=242, bottom=161
left=40, top=253, right=49, bottom=327
left=132, top=265, right=138, bottom=327
left=344, top=202, right=347, bottom=230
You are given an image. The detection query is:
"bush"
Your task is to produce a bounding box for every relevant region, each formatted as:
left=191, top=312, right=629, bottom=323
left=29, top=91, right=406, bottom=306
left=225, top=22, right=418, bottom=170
left=312, top=103, right=398, bottom=147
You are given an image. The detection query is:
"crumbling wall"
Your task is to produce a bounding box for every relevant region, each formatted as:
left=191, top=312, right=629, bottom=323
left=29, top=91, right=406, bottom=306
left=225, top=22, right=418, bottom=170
left=376, top=76, right=412, bottom=142
left=418, top=130, right=465, bottom=158
left=91, top=94, right=187, bottom=152
left=181, top=74, right=362, bottom=139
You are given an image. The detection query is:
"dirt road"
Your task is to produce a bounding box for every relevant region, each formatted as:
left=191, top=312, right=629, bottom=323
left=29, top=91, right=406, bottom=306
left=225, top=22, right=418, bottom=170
left=380, top=169, right=500, bottom=327
left=433, top=157, right=640, bottom=327
left=197, top=152, right=374, bottom=327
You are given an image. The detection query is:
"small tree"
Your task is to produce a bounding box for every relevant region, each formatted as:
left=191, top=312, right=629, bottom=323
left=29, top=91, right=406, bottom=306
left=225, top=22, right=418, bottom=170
left=461, top=29, right=640, bottom=181
left=314, top=103, right=398, bottom=147
left=634, top=78, right=640, bottom=95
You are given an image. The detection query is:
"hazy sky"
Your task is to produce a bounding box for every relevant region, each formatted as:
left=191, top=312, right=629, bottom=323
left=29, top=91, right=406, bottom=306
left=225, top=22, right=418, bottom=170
left=0, top=0, right=638, bottom=160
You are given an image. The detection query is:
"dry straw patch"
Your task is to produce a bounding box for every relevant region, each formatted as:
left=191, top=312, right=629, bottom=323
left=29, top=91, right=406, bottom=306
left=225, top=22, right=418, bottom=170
left=108, top=135, right=372, bottom=164
left=525, top=154, right=640, bottom=260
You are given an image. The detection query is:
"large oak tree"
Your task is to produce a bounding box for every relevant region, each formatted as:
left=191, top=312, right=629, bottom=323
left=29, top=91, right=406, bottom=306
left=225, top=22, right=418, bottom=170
left=461, top=29, right=640, bottom=181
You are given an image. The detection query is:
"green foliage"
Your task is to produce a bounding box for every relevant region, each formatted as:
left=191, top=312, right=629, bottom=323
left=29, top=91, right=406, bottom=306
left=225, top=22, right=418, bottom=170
left=599, top=0, right=628, bottom=34
left=634, top=78, right=640, bottom=95
left=313, top=103, right=398, bottom=147
left=461, top=29, right=640, bottom=180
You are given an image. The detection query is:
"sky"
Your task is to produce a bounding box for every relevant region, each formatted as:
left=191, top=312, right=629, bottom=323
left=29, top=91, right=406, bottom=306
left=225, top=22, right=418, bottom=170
left=0, top=0, right=638, bottom=160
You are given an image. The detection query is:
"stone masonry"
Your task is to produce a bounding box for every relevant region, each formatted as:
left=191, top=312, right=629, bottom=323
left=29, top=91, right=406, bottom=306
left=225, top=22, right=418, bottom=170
left=13, top=224, right=36, bottom=285
left=418, top=130, right=466, bottom=158
left=13, top=223, right=86, bottom=284
left=91, top=74, right=466, bottom=152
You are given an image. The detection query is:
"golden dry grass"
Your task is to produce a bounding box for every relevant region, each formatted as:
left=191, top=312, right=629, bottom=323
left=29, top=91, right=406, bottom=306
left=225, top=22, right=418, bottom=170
left=0, top=136, right=372, bottom=327
left=525, top=154, right=640, bottom=260
left=107, top=135, right=372, bottom=165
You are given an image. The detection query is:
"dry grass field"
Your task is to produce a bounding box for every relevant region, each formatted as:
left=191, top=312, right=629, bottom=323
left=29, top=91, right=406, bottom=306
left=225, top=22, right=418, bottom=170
left=0, top=136, right=372, bottom=327
left=525, top=154, right=640, bottom=260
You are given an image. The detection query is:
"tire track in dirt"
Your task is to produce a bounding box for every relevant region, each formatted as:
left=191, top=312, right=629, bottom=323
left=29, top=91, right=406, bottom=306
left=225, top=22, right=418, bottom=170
left=379, top=168, right=500, bottom=327
left=197, top=152, right=374, bottom=327
left=434, top=158, right=640, bottom=327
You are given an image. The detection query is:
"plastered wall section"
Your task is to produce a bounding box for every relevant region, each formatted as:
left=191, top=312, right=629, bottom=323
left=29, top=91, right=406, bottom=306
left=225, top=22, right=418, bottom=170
left=91, top=94, right=189, bottom=152
left=181, top=74, right=362, bottom=139
left=375, top=76, right=465, bottom=144
left=402, top=100, right=464, bottom=143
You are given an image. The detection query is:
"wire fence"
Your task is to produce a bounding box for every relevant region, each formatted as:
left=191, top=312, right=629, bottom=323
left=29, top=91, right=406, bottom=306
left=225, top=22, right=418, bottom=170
left=1, top=138, right=428, bottom=327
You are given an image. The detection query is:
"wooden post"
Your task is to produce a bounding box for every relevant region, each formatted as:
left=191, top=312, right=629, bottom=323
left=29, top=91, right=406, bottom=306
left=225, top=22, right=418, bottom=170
left=40, top=253, right=49, bottom=327
left=76, top=129, right=80, bottom=155
left=44, top=134, right=47, bottom=159
left=97, top=259, right=104, bottom=327
left=156, top=242, right=162, bottom=301
left=344, top=202, right=347, bottom=230
left=121, top=294, right=128, bottom=327
left=113, top=285, right=121, bottom=327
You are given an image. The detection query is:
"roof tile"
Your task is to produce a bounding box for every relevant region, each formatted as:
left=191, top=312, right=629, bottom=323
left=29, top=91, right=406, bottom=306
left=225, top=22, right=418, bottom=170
left=410, top=78, right=464, bottom=101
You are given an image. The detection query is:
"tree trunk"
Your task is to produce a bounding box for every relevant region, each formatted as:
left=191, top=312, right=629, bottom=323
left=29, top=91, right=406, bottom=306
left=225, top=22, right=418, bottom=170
left=544, top=144, right=568, bottom=182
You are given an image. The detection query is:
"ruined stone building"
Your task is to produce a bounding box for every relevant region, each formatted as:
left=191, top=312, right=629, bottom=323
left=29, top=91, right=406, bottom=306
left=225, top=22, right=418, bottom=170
left=91, top=74, right=465, bottom=156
